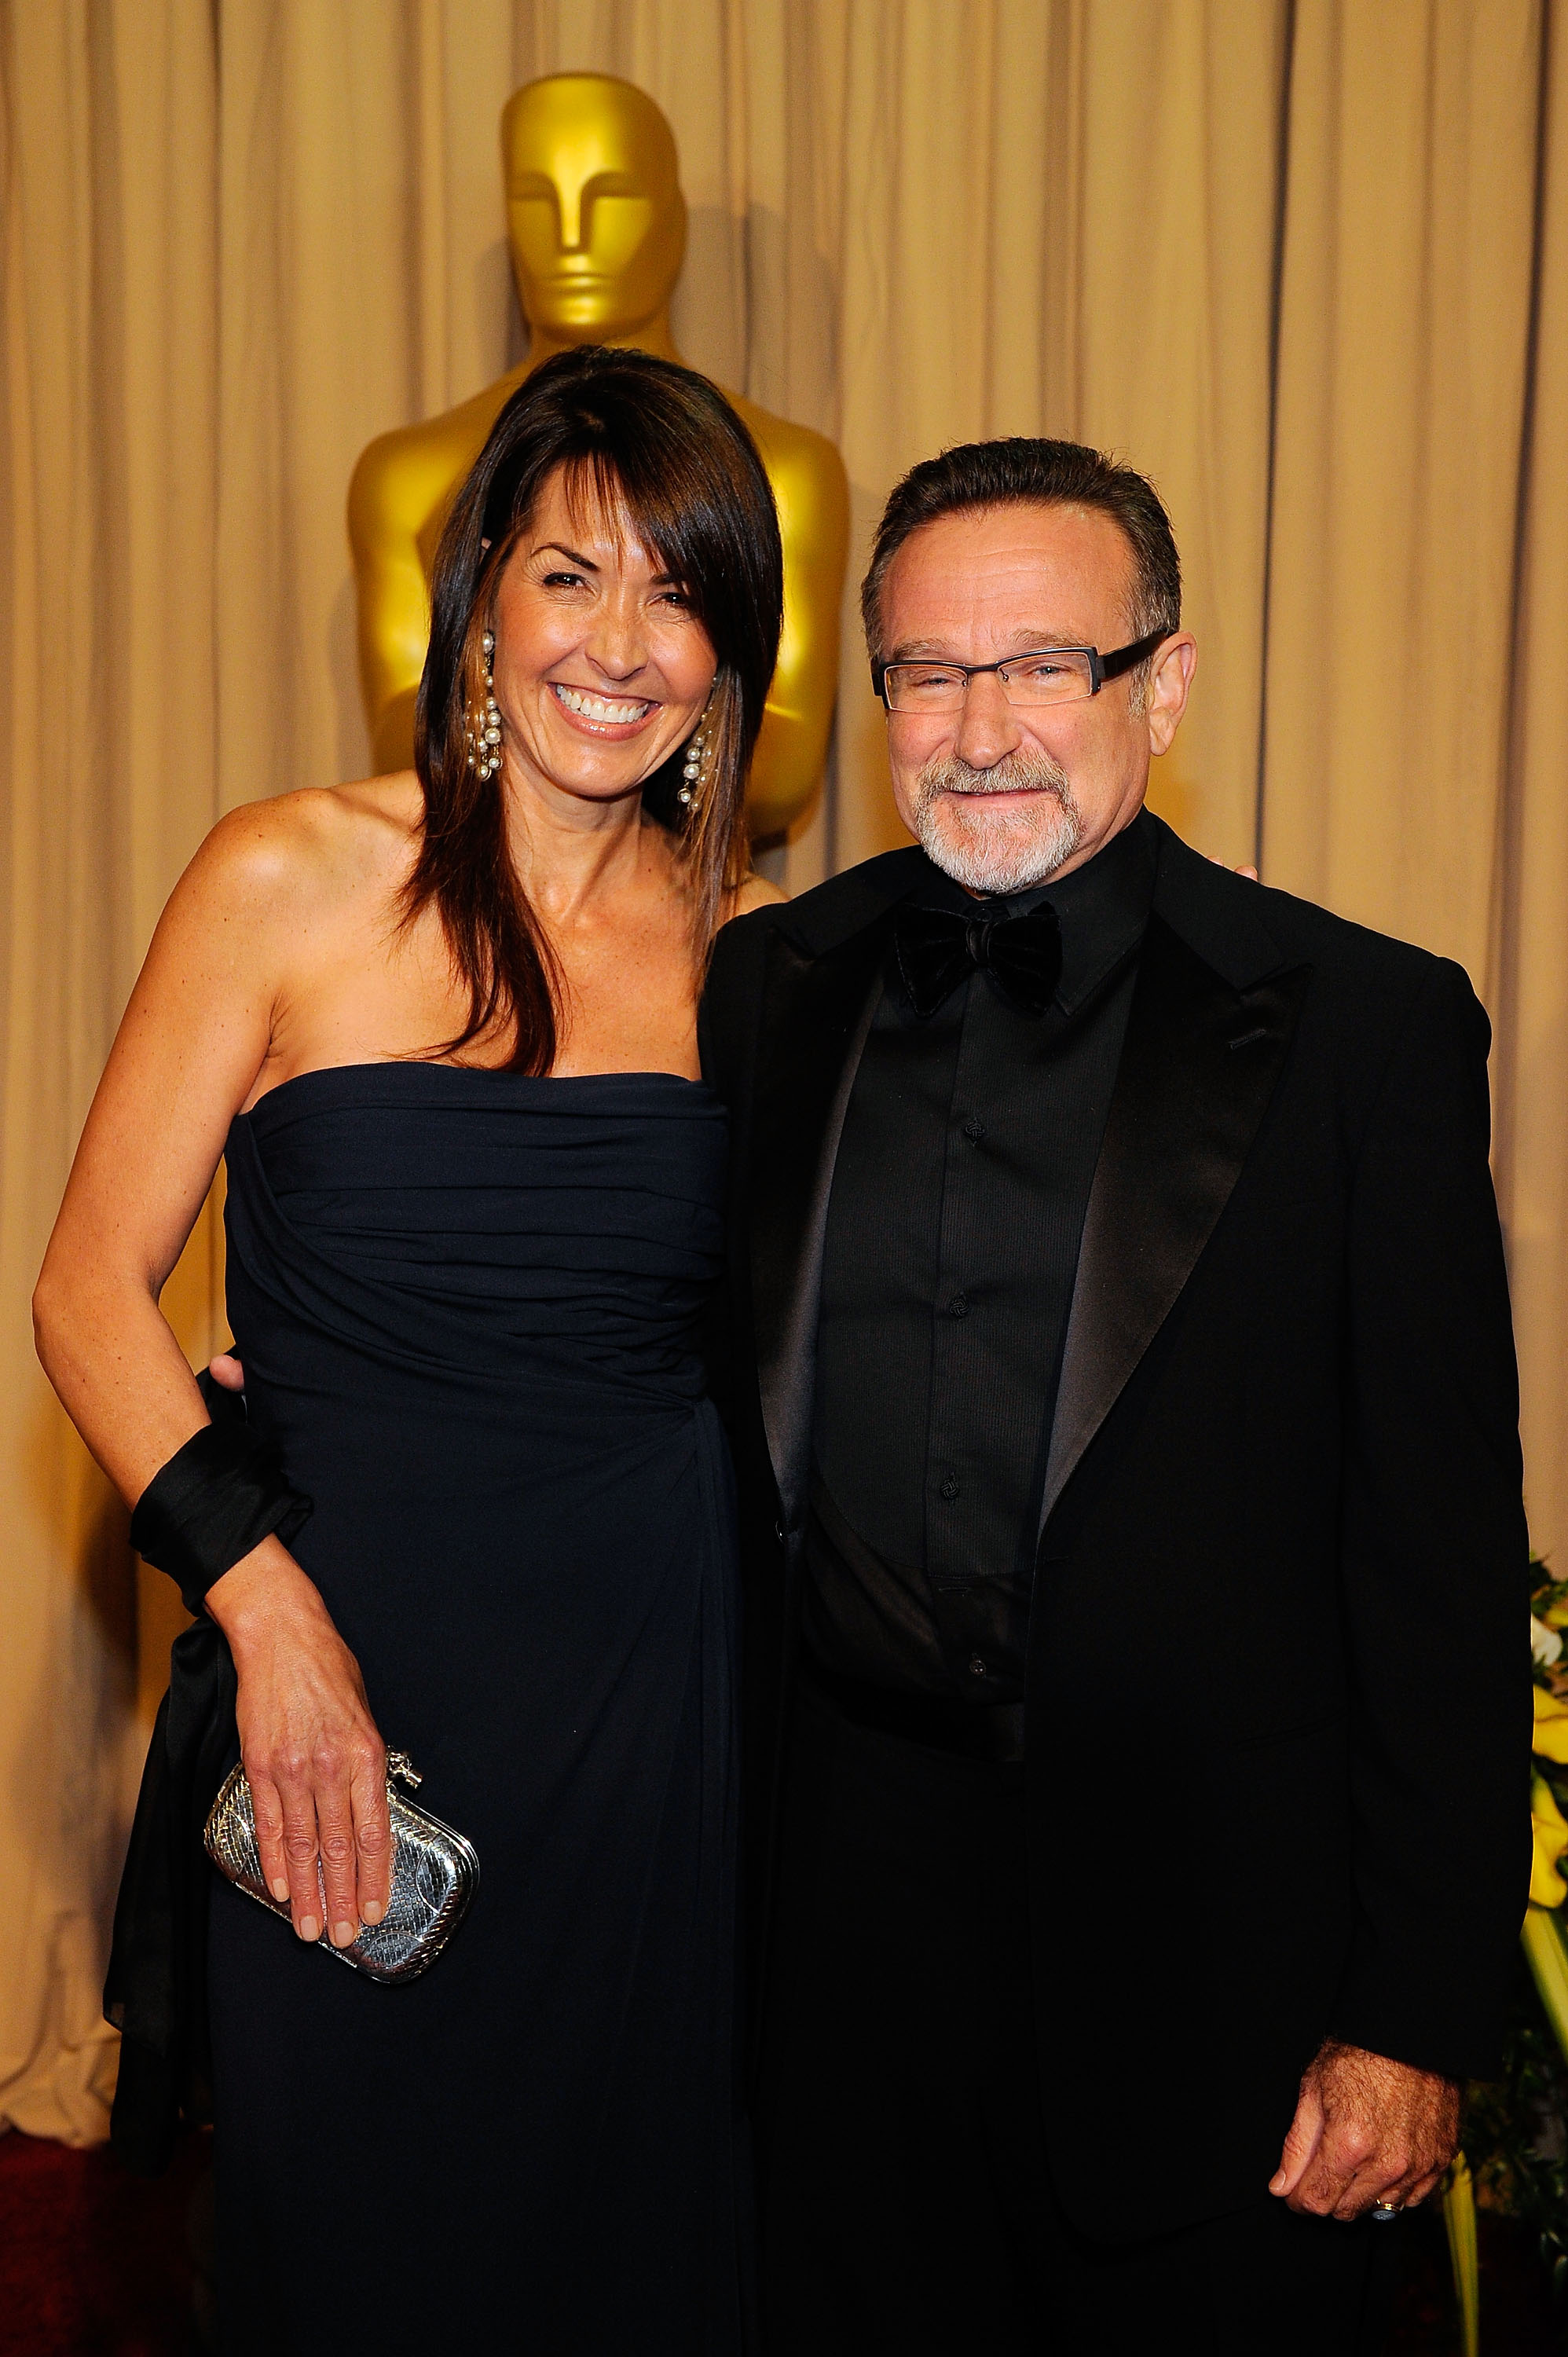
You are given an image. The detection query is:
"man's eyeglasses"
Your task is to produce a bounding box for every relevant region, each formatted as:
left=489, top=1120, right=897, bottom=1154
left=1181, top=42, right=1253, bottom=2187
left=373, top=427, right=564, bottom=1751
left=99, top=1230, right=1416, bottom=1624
left=872, top=625, right=1169, bottom=714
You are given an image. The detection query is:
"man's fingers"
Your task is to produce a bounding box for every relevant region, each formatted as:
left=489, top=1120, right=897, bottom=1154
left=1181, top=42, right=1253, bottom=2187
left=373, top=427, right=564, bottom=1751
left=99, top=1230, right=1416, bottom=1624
left=1269, top=2079, right=1324, bottom=2199
left=1278, top=2046, right=1461, bottom=2220
left=1401, top=2166, right=1446, bottom=2210
left=1349, top=2146, right=1452, bottom=2221
left=207, top=1351, right=245, bottom=1391
left=247, top=1769, right=291, bottom=1908
left=1328, top=2145, right=1409, bottom=2221
left=351, top=1746, right=392, bottom=1925
left=1319, top=2112, right=1456, bottom=2220
left=275, top=1768, right=324, bottom=1942
left=1292, top=2116, right=1391, bottom=2219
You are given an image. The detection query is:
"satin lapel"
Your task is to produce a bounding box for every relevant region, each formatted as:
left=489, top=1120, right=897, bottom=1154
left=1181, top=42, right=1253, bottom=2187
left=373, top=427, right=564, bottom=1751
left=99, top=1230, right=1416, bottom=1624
left=749, top=920, right=890, bottom=1527
left=1039, top=914, right=1312, bottom=1530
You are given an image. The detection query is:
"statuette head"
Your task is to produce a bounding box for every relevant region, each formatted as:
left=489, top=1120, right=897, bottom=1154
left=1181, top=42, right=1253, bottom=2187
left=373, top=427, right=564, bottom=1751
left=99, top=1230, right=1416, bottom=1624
left=501, top=75, right=686, bottom=339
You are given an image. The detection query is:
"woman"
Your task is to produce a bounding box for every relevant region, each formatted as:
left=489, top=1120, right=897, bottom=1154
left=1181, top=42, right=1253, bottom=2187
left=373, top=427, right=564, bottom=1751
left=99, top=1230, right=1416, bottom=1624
left=34, top=346, right=783, bottom=2352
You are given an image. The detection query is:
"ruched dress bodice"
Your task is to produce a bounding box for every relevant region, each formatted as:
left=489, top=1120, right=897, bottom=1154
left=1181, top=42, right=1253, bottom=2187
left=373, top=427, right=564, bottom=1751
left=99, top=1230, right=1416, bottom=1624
left=207, top=1066, right=743, bottom=2355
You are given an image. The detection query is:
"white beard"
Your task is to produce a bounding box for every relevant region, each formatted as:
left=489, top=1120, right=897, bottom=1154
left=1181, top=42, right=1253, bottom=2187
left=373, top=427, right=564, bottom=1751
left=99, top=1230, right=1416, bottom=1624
left=907, top=747, right=1085, bottom=894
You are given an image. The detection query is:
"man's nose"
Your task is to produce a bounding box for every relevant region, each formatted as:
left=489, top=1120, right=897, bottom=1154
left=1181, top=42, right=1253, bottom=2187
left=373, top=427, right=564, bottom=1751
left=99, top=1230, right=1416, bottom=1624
left=951, top=670, right=1024, bottom=770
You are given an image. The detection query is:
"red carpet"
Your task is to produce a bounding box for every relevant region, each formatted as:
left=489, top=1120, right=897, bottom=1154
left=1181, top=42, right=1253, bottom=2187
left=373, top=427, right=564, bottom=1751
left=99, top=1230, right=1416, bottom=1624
left=0, top=2128, right=210, bottom=2357
left=1, top=2122, right=1560, bottom=2354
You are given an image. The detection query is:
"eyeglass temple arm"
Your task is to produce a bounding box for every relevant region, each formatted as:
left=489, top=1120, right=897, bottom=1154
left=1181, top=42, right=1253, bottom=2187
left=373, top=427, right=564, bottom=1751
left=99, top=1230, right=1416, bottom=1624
left=1093, top=625, right=1171, bottom=689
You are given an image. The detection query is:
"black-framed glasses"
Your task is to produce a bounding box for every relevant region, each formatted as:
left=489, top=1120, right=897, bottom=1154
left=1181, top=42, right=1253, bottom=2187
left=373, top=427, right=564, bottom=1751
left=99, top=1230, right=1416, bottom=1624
left=873, top=625, right=1169, bottom=713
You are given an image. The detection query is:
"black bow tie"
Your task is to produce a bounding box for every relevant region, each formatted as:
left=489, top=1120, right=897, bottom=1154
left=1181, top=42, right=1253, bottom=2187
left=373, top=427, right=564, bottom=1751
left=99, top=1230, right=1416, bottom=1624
left=892, top=899, right=1063, bottom=1020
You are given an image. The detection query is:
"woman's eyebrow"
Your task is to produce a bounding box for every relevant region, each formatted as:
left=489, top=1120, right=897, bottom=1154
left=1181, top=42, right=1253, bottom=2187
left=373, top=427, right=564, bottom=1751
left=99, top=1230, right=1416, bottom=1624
left=533, top=541, right=600, bottom=570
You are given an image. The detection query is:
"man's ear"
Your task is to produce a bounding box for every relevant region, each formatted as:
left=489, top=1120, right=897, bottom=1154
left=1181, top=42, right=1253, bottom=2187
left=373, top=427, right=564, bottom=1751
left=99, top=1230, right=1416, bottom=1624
left=1146, top=634, right=1197, bottom=757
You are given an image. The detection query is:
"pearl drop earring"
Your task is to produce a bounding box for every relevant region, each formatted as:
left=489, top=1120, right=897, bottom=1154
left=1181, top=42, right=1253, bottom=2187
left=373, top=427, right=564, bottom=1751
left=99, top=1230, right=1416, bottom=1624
left=467, top=631, right=502, bottom=781
left=678, top=702, right=714, bottom=808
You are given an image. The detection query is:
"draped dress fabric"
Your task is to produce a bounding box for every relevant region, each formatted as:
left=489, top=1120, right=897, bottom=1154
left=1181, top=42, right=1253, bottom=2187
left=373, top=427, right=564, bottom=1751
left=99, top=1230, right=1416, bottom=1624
left=207, top=1064, right=743, bottom=2354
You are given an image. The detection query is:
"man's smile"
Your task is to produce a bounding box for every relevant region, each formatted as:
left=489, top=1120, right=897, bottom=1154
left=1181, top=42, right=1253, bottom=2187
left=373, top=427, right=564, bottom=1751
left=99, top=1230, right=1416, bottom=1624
left=942, top=782, right=1059, bottom=797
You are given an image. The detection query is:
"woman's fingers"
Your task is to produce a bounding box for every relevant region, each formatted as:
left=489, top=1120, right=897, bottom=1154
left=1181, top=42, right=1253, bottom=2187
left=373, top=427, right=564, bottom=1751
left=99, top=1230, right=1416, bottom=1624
left=274, top=1758, right=327, bottom=1942
left=313, top=1732, right=390, bottom=1945
left=313, top=1743, right=367, bottom=1948
left=248, top=1769, right=293, bottom=1908
left=248, top=1736, right=388, bottom=1946
left=350, top=1746, right=393, bottom=1926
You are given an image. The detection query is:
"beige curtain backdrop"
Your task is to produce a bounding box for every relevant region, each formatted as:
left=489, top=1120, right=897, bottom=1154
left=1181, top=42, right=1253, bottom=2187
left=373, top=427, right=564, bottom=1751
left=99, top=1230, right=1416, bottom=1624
left=2, top=0, right=1563, bottom=2142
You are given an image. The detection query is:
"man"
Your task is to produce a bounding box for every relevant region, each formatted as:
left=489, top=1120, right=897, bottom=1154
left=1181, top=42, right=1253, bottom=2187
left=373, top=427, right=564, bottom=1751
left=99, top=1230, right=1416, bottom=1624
left=699, top=438, right=1529, bottom=2353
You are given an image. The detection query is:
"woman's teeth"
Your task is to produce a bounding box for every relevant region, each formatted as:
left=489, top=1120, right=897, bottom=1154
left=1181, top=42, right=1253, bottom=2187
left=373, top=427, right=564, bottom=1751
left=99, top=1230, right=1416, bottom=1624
left=551, top=684, right=654, bottom=725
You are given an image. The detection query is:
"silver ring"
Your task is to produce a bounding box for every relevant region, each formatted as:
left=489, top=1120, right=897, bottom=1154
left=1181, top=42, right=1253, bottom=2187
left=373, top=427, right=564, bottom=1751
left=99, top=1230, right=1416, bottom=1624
left=1369, top=2200, right=1401, bottom=2223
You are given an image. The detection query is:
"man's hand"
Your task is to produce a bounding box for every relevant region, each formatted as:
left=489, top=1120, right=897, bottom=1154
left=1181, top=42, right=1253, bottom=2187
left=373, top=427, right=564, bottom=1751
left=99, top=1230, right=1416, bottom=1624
left=209, top=1351, right=244, bottom=1391
left=1270, top=2040, right=1460, bottom=2220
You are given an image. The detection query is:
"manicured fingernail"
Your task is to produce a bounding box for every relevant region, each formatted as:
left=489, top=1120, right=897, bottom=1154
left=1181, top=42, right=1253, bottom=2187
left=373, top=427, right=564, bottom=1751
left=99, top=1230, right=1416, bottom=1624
left=362, top=1901, right=384, bottom=1925
left=1268, top=2174, right=1285, bottom=2194
left=331, top=1919, right=355, bottom=1948
left=270, top=1878, right=289, bottom=1903
left=299, top=1914, right=321, bottom=1943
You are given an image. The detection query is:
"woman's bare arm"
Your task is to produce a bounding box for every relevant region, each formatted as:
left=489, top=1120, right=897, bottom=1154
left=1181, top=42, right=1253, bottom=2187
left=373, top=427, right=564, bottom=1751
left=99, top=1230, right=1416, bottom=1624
left=34, top=799, right=392, bottom=1945
left=35, top=808, right=287, bottom=1491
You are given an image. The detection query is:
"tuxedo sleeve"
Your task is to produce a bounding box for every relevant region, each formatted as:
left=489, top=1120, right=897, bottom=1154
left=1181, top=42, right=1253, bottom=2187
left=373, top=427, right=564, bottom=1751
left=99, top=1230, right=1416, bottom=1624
left=697, top=914, right=768, bottom=1433
left=1328, top=956, right=1532, bottom=2080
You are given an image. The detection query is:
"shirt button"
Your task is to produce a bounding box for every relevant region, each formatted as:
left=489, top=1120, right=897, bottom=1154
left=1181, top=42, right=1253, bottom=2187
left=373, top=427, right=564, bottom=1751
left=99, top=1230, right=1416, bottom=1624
left=968, top=1655, right=987, bottom=1678
left=947, top=1292, right=969, bottom=1318
left=962, top=1117, right=986, bottom=1142
left=940, top=1474, right=961, bottom=1501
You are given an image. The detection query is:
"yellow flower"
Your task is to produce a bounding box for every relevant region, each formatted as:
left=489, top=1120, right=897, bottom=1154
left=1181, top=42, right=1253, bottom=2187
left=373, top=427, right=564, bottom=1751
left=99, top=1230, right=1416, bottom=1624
left=1532, top=1774, right=1568, bottom=1908
left=1533, top=1685, right=1568, bottom=1762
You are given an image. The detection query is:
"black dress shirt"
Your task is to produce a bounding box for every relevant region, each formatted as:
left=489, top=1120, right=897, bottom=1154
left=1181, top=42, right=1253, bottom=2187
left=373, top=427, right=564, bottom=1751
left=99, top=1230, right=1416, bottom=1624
left=804, top=810, right=1157, bottom=1702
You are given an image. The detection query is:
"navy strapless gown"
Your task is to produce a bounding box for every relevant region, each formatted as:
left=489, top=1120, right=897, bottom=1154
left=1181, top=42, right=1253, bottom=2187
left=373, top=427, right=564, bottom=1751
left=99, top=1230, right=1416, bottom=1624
left=207, top=1065, right=744, bottom=2353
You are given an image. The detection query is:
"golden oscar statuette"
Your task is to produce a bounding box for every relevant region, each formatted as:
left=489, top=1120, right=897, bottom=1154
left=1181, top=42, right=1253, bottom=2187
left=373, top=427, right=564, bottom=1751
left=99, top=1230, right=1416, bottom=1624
left=349, top=72, right=850, bottom=842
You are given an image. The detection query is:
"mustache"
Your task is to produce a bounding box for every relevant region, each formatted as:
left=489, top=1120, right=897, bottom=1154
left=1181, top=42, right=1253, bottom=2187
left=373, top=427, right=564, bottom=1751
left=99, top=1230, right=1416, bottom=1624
left=914, top=749, right=1075, bottom=802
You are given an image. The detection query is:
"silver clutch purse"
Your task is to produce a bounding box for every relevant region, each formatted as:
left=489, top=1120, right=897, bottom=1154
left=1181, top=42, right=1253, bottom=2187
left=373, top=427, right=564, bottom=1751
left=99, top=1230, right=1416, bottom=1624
left=203, top=1749, right=478, bottom=1983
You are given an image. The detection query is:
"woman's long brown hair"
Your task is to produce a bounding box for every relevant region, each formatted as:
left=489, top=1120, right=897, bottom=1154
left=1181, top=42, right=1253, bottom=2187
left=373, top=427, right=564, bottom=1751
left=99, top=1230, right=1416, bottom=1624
left=406, top=345, right=784, bottom=1074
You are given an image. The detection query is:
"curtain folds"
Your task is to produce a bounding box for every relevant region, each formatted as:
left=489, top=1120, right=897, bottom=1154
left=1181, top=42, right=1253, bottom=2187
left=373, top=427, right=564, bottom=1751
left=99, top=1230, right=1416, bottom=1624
left=2, top=0, right=1563, bottom=2142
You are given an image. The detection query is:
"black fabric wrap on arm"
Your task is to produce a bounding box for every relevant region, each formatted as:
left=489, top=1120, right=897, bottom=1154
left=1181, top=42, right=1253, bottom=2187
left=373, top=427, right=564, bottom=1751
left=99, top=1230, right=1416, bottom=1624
left=129, top=1386, right=312, bottom=1615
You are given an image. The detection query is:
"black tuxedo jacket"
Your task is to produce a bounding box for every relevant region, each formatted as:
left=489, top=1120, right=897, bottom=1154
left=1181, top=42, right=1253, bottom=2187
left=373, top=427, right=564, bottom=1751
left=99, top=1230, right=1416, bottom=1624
left=700, top=814, right=1531, bottom=2238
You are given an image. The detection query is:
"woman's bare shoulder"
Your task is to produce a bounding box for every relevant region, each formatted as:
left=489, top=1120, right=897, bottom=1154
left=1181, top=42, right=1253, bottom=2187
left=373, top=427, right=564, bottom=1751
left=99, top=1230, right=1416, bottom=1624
left=730, top=872, right=788, bottom=918
left=179, top=774, right=421, bottom=927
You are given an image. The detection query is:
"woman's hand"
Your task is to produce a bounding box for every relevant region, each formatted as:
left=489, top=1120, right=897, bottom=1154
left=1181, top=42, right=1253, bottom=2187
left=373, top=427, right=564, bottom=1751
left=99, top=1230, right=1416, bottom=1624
left=206, top=1535, right=392, bottom=1946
